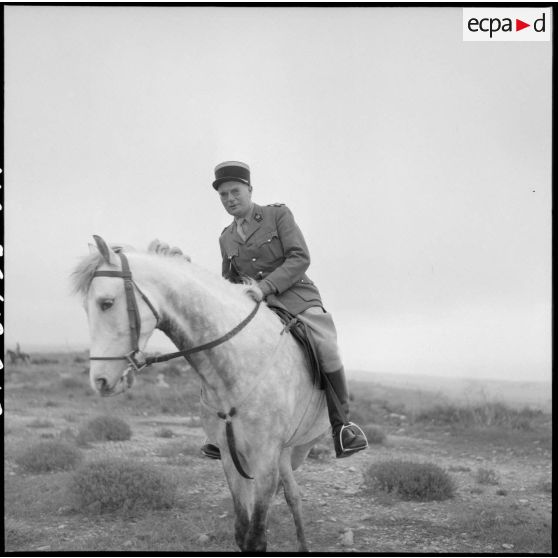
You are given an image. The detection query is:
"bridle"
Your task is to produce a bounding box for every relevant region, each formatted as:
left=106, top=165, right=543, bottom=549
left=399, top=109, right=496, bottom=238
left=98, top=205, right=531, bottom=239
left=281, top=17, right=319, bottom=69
left=89, top=251, right=261, bottom=378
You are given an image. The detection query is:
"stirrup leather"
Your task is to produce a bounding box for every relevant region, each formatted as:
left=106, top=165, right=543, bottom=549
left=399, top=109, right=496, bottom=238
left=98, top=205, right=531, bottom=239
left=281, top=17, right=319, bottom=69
left=337, top=422, right=368, bottom=453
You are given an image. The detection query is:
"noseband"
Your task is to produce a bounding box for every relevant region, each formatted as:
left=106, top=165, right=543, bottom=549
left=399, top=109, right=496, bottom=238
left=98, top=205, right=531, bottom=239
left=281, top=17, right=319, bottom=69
left=89, top=252, right=261, bottom=376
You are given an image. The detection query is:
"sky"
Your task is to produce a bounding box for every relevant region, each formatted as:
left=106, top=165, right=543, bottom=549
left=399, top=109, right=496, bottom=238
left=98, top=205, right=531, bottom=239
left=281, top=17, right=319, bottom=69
left=3, top=6, right=552, bottom=383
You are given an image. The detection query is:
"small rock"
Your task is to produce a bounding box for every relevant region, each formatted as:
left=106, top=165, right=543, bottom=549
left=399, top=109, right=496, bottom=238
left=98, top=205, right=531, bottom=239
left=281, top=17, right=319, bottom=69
left=348, top=467, right=356, bottom=472
left=519, top=499, right=529, bottom=504
left=197, top=534, right=210, bottom=544
left=123, top=541, right=133, bottom=547
left=328, top=516, right=337, bottom=522
left=341, top=529, right=354, bottom=547
left=36, top=546, right=50, bottom=551
left=502, top=543, right=514, bottom=549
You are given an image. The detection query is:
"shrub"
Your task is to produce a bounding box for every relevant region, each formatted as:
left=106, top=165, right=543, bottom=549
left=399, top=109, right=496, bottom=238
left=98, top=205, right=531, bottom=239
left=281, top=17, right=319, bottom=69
left=416, top=402, right=542, bottom=430
left=475, top=467, right=499, bottom=485
left=156, top=439, right=201, bottom=460
left=365, top=459, right=455, bottom=501
left=15, top=440, right=83, bottom=473
left=31, top=357, right=59, bottom=364
left=155, top=428, right=175, bottom=438
left=362, top=423, right=387, bottom=445
left=308, top=442, right=331, bottom=460
left=27, top=419, right=54, bottom=429
left=70, top=458, right=176, bottom=513
left=537, top=478, right=552, bottom=493
left=78, top=416, right=132, bottom=443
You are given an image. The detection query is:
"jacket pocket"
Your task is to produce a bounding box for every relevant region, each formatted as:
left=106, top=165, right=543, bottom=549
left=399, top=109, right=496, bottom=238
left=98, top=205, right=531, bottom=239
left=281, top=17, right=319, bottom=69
left=257, top=230, right=283, bottom=259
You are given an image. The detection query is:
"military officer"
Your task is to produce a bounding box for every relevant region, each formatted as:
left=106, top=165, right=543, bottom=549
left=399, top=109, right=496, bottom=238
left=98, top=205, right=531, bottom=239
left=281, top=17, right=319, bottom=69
left=201, top=161, right=368, bottom=460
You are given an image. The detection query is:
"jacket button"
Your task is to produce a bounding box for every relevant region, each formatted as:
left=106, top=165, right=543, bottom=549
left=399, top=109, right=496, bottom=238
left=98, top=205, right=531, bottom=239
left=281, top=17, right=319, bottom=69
left=252, top=258, right=257, bottom=262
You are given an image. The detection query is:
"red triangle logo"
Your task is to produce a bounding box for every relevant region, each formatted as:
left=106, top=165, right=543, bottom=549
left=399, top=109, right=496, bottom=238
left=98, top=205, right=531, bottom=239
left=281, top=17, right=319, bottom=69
left=516, top=19, right=530, bottom=31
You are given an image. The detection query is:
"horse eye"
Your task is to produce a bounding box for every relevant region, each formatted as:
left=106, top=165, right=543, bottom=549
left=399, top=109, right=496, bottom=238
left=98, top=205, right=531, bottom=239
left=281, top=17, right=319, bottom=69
left=100, top=299, right=114, bottom=311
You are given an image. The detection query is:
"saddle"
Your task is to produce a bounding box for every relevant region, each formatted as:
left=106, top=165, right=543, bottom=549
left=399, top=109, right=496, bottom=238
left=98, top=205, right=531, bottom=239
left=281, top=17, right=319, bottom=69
left=267, top=304, right=325, bottom=390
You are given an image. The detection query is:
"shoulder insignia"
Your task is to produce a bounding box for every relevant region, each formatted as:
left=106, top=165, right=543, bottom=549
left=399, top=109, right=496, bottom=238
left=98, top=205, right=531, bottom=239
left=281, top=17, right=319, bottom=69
left=254, top=212, right=263, bottom=222
left=267, top=203, right=285, bottom=207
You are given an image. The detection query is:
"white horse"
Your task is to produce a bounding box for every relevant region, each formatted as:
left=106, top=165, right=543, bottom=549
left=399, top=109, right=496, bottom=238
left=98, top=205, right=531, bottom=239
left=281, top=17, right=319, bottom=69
left=73, top=236, right=329, bottom=552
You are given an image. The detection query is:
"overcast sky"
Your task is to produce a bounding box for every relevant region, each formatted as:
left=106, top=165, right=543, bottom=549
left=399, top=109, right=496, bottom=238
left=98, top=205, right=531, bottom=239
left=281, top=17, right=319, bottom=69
left=4, top=6, right=552, bottom=383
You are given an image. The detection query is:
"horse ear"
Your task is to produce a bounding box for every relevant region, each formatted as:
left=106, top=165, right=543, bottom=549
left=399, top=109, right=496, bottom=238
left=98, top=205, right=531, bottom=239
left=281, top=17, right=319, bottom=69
left=93, top=235, right=119, bottom=266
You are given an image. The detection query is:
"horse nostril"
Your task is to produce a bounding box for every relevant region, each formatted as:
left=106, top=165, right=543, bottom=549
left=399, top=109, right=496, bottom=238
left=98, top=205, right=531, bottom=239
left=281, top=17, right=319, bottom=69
left=95, top=378, right=108, bottom=391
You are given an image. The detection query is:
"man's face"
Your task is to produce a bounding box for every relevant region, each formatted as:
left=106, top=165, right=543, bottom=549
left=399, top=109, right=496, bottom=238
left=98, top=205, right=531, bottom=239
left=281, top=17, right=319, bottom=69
left=217, top=181, right=253, bottom=218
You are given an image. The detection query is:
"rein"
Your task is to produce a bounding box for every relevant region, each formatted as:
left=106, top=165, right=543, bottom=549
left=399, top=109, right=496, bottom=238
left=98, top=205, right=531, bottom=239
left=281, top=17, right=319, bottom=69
left=89, top=252, right=261, bottom=372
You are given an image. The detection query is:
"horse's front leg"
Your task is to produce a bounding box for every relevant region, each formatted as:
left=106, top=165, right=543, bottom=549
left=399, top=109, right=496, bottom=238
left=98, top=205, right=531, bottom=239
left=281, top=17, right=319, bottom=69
left=223, top=454, right=280, bottom=552
left=244, top=466, right=280, bottom=552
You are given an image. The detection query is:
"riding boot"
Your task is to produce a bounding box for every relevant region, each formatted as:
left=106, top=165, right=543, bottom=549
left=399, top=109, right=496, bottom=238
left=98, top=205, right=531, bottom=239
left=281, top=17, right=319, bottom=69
left=324, top=368, right=368, bottom=458
left=201, top=442, right=221, bottom=460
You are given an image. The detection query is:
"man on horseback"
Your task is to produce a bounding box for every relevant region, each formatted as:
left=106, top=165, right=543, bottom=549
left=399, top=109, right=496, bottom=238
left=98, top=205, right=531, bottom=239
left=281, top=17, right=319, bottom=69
left=202, top=161, right=368, bottom=459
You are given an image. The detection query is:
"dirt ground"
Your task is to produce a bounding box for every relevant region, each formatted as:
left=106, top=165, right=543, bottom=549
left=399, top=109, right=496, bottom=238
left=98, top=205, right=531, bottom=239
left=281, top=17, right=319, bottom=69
left=3, top=363, right=553, bottom=554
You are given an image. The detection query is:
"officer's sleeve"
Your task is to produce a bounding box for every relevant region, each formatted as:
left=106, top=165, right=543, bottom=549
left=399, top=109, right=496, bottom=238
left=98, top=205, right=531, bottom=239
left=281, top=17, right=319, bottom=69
left=219, top=237, right=229, bottom=279
left=263, top=206, right=310, bottom=294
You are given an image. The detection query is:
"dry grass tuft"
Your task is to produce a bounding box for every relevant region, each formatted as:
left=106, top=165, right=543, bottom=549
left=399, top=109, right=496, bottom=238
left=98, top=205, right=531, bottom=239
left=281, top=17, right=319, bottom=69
left=70, top=458, right=177, bottom=513
left=15, top=440, right=83, bottom=473
left=365, top=459, right=455, bottom=501
left=416, top=402, right=542, bottom=430
left=362, top=423, right=387, bottom=444
left=475, top=467, right=499, bottom=485
left=77, top=415, right=132, bottom=444
left=155, top=427, right=176, bottom=438
left=26, top=419, right=54, bottom=429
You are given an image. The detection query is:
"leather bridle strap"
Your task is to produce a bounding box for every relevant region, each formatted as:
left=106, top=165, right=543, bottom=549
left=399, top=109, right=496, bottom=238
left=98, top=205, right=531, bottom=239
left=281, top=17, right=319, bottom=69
left=90, top=252, right=160, bottom=363
left=89, top=251, right=261, bottom=370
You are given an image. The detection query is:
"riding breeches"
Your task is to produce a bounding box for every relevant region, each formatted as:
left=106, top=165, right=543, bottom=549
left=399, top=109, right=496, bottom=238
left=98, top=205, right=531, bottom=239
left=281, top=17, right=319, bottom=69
left=296, top=306, right=343, bottom=373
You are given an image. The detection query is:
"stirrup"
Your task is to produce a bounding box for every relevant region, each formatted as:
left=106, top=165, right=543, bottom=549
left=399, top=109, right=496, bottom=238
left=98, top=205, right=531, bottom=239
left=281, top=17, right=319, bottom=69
left=336, top=422, right=368, bottom=456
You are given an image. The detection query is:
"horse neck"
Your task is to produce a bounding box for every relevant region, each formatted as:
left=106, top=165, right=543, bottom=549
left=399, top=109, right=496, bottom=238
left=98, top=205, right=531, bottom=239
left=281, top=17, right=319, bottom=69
left=132, top=254, right=280, bottom=401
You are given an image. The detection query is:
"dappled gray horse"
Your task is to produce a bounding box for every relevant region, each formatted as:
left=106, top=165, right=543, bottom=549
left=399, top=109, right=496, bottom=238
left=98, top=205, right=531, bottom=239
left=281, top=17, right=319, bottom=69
left=73, top=236, right=329, bottom=552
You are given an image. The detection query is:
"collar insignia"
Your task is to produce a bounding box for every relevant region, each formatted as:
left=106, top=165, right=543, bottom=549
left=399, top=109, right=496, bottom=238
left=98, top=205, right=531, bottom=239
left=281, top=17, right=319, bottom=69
left=254, top=213, right=263, bottom=222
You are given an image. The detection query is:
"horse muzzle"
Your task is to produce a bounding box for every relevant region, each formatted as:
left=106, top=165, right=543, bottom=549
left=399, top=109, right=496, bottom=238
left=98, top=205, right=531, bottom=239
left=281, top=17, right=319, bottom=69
left=93, top=366, right=135, bottom=396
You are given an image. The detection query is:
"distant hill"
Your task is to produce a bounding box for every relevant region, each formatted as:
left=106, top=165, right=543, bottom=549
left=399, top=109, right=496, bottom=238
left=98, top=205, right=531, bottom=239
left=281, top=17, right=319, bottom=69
left=347, top=370, right=551, bottom=412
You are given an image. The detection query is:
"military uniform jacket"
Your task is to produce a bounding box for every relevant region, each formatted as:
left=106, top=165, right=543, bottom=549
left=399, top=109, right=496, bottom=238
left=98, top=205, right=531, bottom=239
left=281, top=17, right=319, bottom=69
left=219, top=203, right=323, bottom=316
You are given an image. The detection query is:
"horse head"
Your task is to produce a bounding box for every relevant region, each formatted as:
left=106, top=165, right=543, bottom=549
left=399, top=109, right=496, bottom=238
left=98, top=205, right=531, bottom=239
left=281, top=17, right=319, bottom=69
left=80, top=235, right=159, bottom=396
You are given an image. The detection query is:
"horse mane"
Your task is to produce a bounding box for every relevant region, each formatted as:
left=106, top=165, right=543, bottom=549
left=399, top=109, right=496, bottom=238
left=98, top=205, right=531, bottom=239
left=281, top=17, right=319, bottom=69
left=71, top=241, right=257, bottom=302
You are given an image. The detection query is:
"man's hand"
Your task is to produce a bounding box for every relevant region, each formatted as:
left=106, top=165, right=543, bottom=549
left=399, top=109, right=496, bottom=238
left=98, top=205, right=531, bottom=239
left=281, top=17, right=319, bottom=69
left=245, top=283, right=264, bottom=302
left=148, top=239, right=191, bottom=262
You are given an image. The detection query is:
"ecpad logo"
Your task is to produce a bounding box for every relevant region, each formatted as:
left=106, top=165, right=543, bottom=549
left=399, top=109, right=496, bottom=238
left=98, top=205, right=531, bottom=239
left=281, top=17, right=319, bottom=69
left=463, top=8, right=551, bottom=41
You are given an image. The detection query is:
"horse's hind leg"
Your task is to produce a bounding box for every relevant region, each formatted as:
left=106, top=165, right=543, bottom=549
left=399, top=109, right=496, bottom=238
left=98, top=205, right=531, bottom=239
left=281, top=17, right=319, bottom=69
left=279, top=449, right=309, bottom=552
